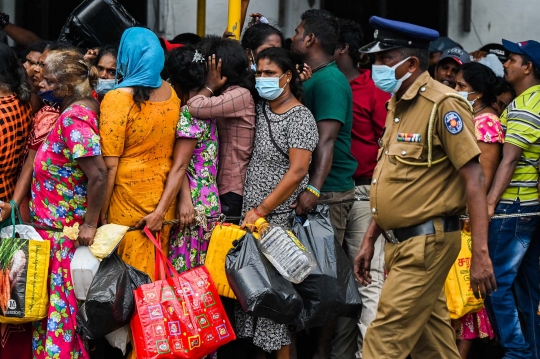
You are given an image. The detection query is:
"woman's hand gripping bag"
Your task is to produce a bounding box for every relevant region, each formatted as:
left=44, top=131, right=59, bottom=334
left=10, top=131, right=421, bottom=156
left=130, top=228, right=235, bottom=359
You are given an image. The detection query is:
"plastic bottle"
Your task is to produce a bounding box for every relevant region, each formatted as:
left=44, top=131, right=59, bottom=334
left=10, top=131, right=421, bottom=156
left=254, top=218, right=316, bottom=284
left=70, top=246, right=100, bottom=300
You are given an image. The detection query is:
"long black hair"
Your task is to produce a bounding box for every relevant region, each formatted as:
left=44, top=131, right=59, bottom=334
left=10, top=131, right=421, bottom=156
left=0, top=43, right=31, bottom=103
left=256, top=47, right=303, bottom=101
left=241, top=23, right=284, bottom=53
left=459, top=62, right=500, bottom=105
left=198, top=35, right=258, bottom=100
left=165, top=45, right=206, bottom=93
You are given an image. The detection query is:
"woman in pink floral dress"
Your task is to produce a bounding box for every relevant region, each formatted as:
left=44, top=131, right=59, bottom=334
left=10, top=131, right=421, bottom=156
left=453, top=62, right=507, bottom=358
left=29, top=50, right=106, bottom=359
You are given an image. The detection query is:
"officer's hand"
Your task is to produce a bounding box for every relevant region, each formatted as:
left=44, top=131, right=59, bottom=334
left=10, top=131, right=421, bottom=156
left=354, top=240, right=375, bottom=286
left=294, top=190, right=318, bottom=216
left=470, top=251, right=497, bottom=299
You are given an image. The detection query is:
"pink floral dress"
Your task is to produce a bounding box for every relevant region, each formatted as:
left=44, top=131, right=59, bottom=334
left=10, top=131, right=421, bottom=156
left=452, top=112, right=503, bottom=341
left=29, top=104, right=101, bottom=359
left=169, top=106, right=220, bottom=273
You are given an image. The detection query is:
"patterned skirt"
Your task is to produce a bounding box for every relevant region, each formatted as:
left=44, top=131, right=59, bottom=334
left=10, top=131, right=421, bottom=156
left=452, top=307, right=495, bottom=340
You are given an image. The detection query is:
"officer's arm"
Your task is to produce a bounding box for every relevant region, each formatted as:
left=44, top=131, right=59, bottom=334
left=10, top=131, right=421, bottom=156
left=308, top=120, right=341, bottom=190
left=459, top=159, right=496, bottom=299
left=486, top=143, right=523, bottom=214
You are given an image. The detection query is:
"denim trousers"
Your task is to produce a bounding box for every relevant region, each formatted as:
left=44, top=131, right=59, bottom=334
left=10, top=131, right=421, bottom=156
left=484, top=200, right=540, bottom=359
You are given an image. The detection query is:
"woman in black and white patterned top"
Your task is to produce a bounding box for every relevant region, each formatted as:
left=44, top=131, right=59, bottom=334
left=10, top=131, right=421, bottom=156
left=236, top=47, right=319, bottom=356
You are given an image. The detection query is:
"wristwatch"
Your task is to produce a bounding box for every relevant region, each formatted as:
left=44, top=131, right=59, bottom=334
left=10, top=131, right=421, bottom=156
left=0, top=13, right=9, bottom=30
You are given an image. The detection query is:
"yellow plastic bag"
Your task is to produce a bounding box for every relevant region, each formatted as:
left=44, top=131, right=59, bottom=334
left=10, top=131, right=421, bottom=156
left=0, top=225, right=50, bottom=324
left=206, top=223, right=259, bottom=299
left=444, top=226, right=484, bottom=319
left=89, top=224, right=129, bottom=260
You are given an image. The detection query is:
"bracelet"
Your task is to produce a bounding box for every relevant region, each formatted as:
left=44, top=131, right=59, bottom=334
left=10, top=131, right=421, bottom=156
left=306, top=185, right=320, bottom=198
left=253, top=207, right=265, bottom=218
left=81, top=222, right=97, bottom=229
left=0, top=13, right=9, bottom=30
left=204, top=86, right=214, bottom=95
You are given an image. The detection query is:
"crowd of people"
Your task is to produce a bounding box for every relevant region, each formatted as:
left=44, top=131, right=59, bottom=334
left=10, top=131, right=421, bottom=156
left=0, top=6, right=539, bottom=359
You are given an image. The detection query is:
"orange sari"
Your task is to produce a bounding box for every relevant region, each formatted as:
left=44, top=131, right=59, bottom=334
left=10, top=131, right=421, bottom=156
left=100, top=88, right=180, bottom=279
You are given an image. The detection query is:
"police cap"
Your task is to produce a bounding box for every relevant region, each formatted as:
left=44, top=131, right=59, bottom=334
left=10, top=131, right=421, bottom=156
left=360, top=16, right=439, bottom=54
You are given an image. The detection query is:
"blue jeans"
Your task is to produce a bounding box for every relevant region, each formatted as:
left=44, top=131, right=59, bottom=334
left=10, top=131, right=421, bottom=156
left=484, top=201, right=540, bottom=359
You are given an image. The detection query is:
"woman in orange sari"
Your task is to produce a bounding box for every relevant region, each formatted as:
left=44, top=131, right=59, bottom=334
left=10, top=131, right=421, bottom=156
left=99, top=27, right=180, bottom=280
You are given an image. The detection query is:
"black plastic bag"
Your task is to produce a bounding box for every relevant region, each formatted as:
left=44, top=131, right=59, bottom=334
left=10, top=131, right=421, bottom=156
left=58, top=0, right=140, bottom=48
left=291, top=205, right=362, bottom=331
left=77, top=253, right=150, bottom=339
left=225, top=232, right=303, bottom=324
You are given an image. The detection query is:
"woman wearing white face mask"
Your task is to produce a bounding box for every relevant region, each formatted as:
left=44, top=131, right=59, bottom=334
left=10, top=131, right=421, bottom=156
left=454, top=62, right=504, bottom=190
left=92, top=45, right=118, bottom=100
left=236, top=47, right=318, bottom=358
left=452, top=61, right=503, bottom=359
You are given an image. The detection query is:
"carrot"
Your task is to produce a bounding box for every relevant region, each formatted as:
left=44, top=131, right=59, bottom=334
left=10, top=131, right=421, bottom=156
left=4, top=268, right=10, bottom=311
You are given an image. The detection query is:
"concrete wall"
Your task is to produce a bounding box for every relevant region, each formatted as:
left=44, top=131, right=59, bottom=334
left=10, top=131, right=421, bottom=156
left=0, top=0, right=16, bottom=46
left=447, top=0, right=540, bottom=52
left=148, top=0, right=320, bottom=41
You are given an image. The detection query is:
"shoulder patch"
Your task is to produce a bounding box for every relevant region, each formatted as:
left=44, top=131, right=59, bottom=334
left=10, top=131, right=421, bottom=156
left=444, top=111, right=463, bottom=134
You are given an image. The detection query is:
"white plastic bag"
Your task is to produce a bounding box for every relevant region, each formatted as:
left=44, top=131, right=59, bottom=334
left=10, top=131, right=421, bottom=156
left=105, top=325, right=130, bottom=355
left=0, top=225, right=43, bottom=240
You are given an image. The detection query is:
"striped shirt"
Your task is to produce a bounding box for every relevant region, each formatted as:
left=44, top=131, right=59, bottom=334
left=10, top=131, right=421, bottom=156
left=500, top=84, right=540, bottom=205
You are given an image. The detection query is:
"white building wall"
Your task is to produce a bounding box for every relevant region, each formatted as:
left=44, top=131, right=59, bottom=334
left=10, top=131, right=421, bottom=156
left=447, top=0, right=540, bottom=52
left=149, top=0, right=320, bottom=41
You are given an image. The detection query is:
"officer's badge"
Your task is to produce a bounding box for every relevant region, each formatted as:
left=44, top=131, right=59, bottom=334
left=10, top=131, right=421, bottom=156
left=444, top=111, right=463, bottom=134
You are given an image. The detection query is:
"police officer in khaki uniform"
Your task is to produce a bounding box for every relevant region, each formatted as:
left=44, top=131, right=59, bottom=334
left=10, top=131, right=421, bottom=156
left=354, top=17, right=497, bottom=359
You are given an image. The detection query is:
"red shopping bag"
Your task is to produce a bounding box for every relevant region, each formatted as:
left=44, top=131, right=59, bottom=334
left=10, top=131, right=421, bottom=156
left=131, top=227, right=236, bottom=359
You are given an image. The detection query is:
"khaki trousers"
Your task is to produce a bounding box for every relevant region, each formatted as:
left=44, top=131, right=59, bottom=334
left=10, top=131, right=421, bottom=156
left=363, top=219, right=462, bottom=359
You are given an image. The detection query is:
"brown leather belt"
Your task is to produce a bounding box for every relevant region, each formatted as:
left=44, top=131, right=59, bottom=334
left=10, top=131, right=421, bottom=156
left=384, top=216, right=460, bottom=244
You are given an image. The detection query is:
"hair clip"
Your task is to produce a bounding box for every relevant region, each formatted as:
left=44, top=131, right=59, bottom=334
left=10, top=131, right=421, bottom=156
left=192, top=50, right=205, bottom=63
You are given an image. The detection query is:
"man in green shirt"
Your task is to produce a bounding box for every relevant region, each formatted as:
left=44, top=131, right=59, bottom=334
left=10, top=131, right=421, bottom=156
left=485, top=39, right=540, bottom=359
left=291, top=9, right=357, bottom=358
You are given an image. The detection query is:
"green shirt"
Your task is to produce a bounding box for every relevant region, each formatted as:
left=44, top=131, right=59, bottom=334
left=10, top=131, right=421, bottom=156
left=500, top=84, right=540, bottom=205
left=303, top=61, right=357, bottom=192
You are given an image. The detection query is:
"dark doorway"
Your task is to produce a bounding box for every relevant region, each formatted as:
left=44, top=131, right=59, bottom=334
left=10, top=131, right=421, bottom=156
left=15, top=0, right=147, bottom=42
left=323, top=0, right=448, bottom=44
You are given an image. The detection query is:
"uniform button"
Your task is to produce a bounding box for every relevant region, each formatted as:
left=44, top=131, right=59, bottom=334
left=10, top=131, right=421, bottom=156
left=385, top=150, right=389, bottom=155
left=371, top=208, right=377, bottom=214
left=420, top=87, right=426, bottom=92
left=372, top=179, right=377, bottom=184
left=394, top=118, right=400, bottom=123
left=401, top=150, right=407, bottom=155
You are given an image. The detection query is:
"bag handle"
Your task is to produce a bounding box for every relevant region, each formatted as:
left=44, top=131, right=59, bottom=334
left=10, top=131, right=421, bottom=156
left=7, top=200, right=24, bottom=239
left=153, top=232, right=167, bottom=281
left=143, top=226, right=181, bottom=279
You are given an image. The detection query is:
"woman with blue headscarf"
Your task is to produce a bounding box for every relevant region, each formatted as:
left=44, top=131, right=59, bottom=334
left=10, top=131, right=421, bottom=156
left=99, top=27, right=181, bottom=280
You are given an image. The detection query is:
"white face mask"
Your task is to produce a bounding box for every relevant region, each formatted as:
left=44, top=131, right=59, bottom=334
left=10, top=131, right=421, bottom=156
left=458, top=90, right=478, bottom=105
left=371, top=57, right=412, bottom=94
left=95, top=78, right=116, bottom=95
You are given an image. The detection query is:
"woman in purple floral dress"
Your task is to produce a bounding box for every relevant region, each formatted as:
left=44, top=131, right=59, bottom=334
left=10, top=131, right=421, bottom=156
left=149, top=46, right=219, bottom=273
left=29, top=50, right=106, bottom=358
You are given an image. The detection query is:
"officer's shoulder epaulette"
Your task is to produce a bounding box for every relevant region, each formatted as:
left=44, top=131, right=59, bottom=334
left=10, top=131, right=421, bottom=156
left=418, top=79, right=474, bottom=113
left=417, top=78, right=451, bottom=104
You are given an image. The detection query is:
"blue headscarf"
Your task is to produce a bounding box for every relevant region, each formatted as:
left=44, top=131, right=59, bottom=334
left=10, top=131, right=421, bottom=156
left=114, top=27, right=164, bottom=89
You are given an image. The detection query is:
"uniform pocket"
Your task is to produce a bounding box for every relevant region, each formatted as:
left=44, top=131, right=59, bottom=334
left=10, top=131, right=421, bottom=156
left=386, top=143, right=424, bottom=182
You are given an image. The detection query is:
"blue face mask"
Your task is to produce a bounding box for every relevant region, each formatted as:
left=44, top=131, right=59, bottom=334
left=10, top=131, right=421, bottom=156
left=250, top=63, right=257, bottom=72
left=95, top=78, right=116, bottom=95
left=371, top=57, right=412, bottom=94
left=255, top=74, right=287, bottom=101
left=37, top=90, right=63, bottom=108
